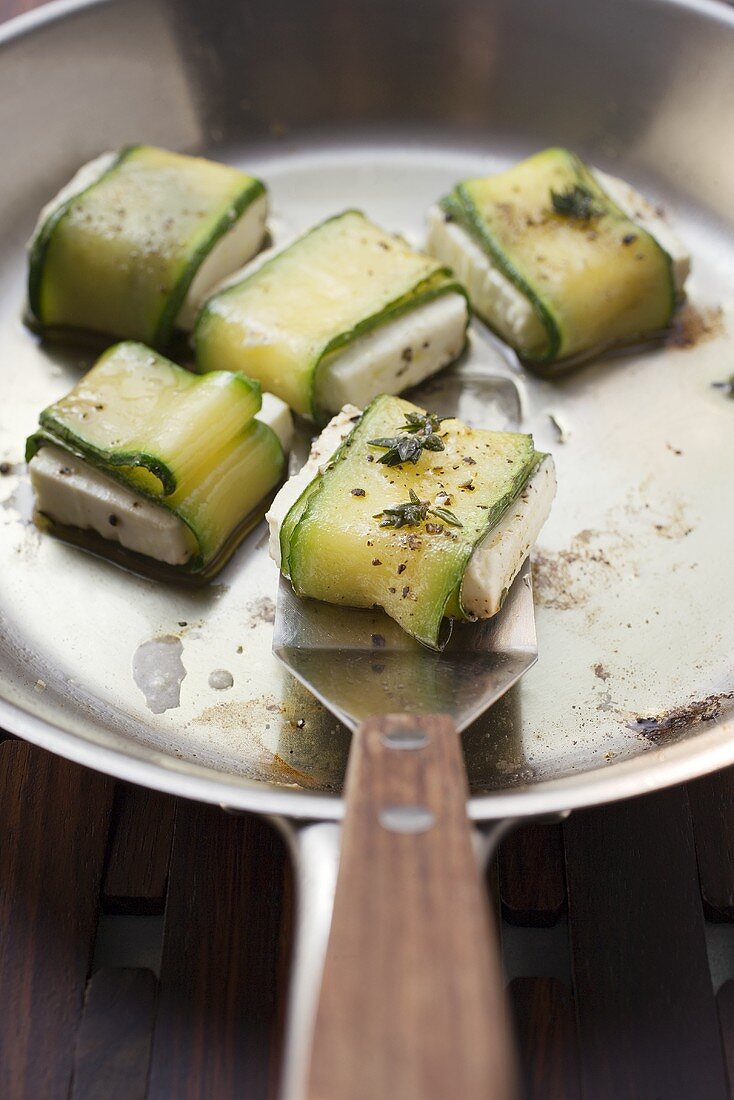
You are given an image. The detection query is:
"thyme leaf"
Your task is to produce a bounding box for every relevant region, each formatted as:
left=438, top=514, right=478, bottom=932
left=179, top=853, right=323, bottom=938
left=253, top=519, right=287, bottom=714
left=550, top=184, right=602, bottom=221
left=368, top=411, right=448, bottom=466
left=401, top=412, right=449, bottom=435
left=367, top=435, right=426, bottom=466
left=428, top=505, right=463, bottom=526
left=374, top=489, right=463, bottom=529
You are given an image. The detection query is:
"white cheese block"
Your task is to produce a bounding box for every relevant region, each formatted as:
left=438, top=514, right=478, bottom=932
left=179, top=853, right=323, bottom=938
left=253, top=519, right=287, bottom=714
left=314, top=293, right=469, bottom=415
left=460, top=454, right=556, bottom=618
left=267, top=408, right=556, bottom=619
left=427, top=208, right=546, bottom=352
left=426, top=168, right=690, bottom=350
left=29, top=444, right=198, bottom=566
left=177, top=191, right=268, bottom=329
left=29, top=397, right=293, bottom=567
left=29, top=153, right=268, bottom=332
left=259, top=392, right=295, bottom=454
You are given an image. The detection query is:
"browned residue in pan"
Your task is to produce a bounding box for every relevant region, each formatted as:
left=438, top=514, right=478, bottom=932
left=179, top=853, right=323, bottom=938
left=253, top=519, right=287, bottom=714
left=532, top=530, right=623, bottom=611
left=270, top=753, right=330, bottom=790
left=244, top=596, right=276, bottom=628
left=666, top=303, right=724, bottom=349
left=630, top=692, right=734, bottom=743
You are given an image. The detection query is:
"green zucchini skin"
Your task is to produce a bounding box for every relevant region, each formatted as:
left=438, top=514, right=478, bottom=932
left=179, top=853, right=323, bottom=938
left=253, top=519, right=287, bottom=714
left=439, top=148, right=676, bottom=365
left=27, top=341, right=285, bottom=577
left=194, top=210, right=469, bottom=424
left=27, top=147, right=132, bottom=333
left=26, top=145, right=267, bottom=350
left=281, top=394, right=541, bottom=649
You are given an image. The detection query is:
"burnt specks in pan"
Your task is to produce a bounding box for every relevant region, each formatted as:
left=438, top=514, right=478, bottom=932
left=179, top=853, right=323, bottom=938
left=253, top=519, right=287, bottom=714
left=667, top=303, right=724, bottom=349
left=622, top=233, right=638, bottom=246
left=630, top=693, right=734, bottom=743
left=351, top=487, right=366, bottom=497
left=246, top=596, right=276, bottom=627
left=371, top=633, right=386, bottom=648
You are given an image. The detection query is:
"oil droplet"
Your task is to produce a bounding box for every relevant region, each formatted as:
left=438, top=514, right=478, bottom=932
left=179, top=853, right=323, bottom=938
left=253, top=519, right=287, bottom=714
left=132, top=635, right=186, bottom=714
left=209, top=669, right=234, bottom=690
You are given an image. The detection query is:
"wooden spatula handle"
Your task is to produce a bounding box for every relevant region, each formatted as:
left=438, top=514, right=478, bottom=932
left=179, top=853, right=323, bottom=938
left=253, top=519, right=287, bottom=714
left=305, top=713, right=518, bottom=1100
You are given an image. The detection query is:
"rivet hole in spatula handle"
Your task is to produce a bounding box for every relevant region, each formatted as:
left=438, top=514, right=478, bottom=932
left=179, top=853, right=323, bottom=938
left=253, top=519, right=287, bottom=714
left=305, top=713, right=518, bottom=1100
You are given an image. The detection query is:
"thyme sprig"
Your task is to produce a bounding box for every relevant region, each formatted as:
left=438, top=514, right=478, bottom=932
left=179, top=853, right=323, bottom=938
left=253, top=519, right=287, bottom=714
left=374, top=488, right=463, bottom=529
left=550, top=183, right=602, bottom=221
left=400, top=412, right=449, bottom=434
left=368, top=411, right=449, bottom=467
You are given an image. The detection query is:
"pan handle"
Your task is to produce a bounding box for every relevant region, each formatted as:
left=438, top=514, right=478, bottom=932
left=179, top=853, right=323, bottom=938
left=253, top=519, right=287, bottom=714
left=300, top=713, right=519, bottom=1100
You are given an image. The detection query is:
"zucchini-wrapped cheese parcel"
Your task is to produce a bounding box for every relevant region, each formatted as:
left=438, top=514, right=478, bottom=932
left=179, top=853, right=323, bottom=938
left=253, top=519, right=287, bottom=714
left=428, top=148, right=690, bottom=366
left=267, top=395, right=555, bottom=648
left=27, top=145, right=268, bottom=347
left=26, top=342, right=292, bottom=580
left=195, top=211, right=469, bottom=423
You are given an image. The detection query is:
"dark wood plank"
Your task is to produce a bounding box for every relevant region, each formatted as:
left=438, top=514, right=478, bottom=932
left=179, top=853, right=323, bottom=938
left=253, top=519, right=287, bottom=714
left=103, top=783, right=176, bottom=913
left=147, top=805, right=289, bottom=1100
left=499, top=823, right=566, bottom=926
left=273, top=845, right=295, bottom=1098
left=510, top=977, right=580, bottom=1100
left=688, top=766, right=734, bottom=919
left=564, top=787, right=728, bottom=1100
left=71, top=968, right=156, bottom=1100
left=717, top=981, right=734, bottom=1098
left=0, top=741, right=114, bottom=1100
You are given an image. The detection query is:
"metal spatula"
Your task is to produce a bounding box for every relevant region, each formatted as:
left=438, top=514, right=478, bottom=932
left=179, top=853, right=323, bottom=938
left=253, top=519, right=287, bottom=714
left=273, top=563, right=537, bottom=1100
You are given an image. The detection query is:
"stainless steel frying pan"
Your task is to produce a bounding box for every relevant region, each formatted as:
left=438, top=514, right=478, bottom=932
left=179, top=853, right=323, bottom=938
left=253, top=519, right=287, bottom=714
left=1, top=0, right=734, bottom=1094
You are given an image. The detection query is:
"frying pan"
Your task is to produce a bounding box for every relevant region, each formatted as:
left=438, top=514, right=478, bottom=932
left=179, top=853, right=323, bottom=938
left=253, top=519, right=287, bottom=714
left=1, top=0, right=733, bottom=1094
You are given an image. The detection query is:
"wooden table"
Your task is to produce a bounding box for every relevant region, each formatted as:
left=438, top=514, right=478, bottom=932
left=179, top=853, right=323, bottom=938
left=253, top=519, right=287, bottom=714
left=2, top=733, right=734, bottom=1098
left=3, top=1, right=734, bottom=1096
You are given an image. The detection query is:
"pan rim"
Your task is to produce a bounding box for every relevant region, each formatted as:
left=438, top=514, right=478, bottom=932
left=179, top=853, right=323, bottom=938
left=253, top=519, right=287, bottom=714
left=1, top=0, right=733, bottom=821
left=3, top=690, right=734, bottom=822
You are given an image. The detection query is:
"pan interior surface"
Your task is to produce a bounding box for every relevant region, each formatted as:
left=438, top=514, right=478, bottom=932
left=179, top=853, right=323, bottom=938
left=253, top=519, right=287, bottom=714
left=0, top=0, right=733, bottom=818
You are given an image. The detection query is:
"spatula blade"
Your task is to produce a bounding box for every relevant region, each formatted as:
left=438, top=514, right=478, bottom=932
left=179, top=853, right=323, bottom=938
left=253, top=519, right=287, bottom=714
left=273, top=558, right=537, bottom=733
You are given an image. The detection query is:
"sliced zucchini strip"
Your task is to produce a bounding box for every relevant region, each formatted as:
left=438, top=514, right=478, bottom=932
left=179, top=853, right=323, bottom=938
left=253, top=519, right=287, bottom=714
left=28, top=145, right=266, bottom=347
left=195, top=210, right=466, bottom=422
left=280, top=394, right=542, bottom=648
left=438, top=148, right=676, bottom=362
left=26, top=341, right=286, bottom=573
